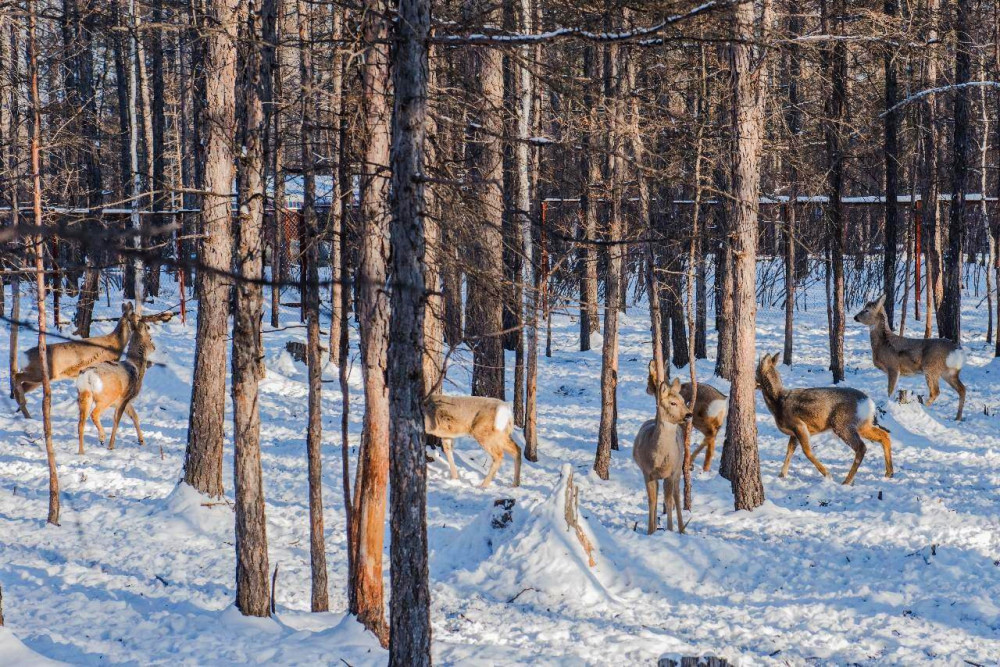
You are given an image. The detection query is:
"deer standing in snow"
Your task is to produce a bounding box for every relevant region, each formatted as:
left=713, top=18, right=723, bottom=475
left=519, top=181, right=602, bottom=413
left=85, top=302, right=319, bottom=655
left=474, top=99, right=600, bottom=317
left=423, top=394, right=522, bottom=488
left=644, top=362, right=727, bottom=472
left=634, top=373, right=692, bottom=534
left=76, top=318, right=156, bottom=453
left=756, top=353, right=893, bottom=485
left=13, top=303, right=138, bottom=418
left=854, top=294, right=967, bottom=420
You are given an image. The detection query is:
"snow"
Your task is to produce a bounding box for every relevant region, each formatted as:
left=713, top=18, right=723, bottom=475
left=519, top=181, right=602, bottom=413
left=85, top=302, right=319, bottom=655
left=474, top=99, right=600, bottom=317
left=2, top=264, right=1000, bottom=665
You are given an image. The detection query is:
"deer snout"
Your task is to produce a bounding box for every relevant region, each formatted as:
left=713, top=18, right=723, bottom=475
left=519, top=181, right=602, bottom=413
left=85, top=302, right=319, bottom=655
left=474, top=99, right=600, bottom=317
left=853, top=313, right=863, bottom=322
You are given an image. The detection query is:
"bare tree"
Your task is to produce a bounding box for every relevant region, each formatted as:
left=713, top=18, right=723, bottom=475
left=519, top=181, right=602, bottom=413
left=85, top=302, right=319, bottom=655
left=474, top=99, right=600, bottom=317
left=28, top=0, right=60, bottom=526
left=351, top=0, right=392, bottom=645
left=387, top=0, right=432, bottom=660
left=183, top=0, right=240, bottom=499
left=939, top=0, right=970, bottom=342
left=594, top=44, right=624, bottom=481
left=725, top=0, right=771, bottom=511
left=232, top=0, right=270, bottom=617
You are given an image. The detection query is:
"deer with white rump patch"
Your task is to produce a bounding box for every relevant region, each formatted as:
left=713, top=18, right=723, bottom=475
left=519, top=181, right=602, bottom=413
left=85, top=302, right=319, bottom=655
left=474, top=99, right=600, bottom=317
left=644, top=362, right=728, bottom=471
left=756, top=353, right=893, bottom=485
left=13, top=303, right=138, bottom=418
left=423, top=394, right=521, bottom=488
left=634, top=371, right=691, bottom=534
left=854, top=294, right=966, bottom=420
left=76, top=317, right=156, bottom=454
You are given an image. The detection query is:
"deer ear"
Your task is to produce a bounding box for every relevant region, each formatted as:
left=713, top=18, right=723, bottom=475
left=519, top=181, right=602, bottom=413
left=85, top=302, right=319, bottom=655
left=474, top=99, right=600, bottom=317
left=670, top=377, right=681, bottom=393
left=876, top=294, right=886, bottom=309
left=772, top=352, right=781, bottom=365
left=122, top=302, right=133, bottom=315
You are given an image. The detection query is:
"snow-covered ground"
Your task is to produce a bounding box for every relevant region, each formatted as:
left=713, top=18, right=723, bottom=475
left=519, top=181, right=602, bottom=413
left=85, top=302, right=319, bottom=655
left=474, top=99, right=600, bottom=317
left=1, top=267, right=999, bottom=665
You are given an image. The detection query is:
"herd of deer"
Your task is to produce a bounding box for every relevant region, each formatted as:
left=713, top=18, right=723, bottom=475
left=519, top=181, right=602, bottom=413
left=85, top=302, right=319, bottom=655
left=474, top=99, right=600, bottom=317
left=635, top=294, right=967, bottom=534
left=9, top=295, right=968, bottom=536
left=12, top=303, right=170, bottom=454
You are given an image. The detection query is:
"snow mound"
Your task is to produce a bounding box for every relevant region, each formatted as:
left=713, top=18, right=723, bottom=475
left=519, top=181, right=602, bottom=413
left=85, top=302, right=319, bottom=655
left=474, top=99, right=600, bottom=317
left=453, top=464, right=620, bottom=607
left=0, top=628, right=64, bottom=666
left=153, top=483, right=233, bottom=536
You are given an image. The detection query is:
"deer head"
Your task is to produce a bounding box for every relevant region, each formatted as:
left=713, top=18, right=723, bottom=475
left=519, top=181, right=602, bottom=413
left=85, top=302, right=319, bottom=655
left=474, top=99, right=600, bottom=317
left=755, top=353, right=784, bottom=398
left=653, top=373, right=692, bottom=425
left=854, top=294, right=887, bottom=327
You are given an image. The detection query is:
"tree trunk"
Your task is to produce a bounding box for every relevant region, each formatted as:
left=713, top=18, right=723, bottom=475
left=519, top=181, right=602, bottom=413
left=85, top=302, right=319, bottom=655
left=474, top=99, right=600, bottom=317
left=147, top=0, right=167, bottom=297
left=184, top=0, right=239, bottom=499
left=782, top=2, right=801, bottom=365
left=825, top=0, right=847, bottom=383
left=351, top=0, right=392, bottom=645
left=464, top=0, right=506, bottom=399
left=883, top=0, right=899, bottom=326
left=327, top=6, right=345, bottom=364
left=387, top=0, right=433, bottom=659
left=594, top=45, right=624, bottom=480
left=4, top=17, right=22, bottom=402
left=232, top=0, right=270, bottom=616
left=725, top=0, right=770, bottom=512
left=923, top=0, right=943, bottom=338
left=579, top=45, right=601, bottom=350
left=714, top=161, right=734, bottom=380
left=294, top=0, right=329, bottom=613
left=28, top=2, right=60, bottom=525
left=940, top=0, right=970, bottom=342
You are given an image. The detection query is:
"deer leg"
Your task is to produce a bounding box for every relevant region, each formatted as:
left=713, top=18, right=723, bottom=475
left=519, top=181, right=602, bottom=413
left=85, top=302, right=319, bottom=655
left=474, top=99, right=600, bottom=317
left=107, top=404, right=127, bottom=451
left=673, top=477, right=684, bottom=534
left=925, top=373, right=941, bottom=405
left=779, top=435, right=798, bottom=478
left=478, top=446, right=504, bottom=489
left=702, top=431, right=717, bottom=472
left=861, top=423, right=893, bottom=478
left=502, top=436, right=522, bottom=487
left=441, top=439, right=459, bottom=479
left=793, top=424, right=829, bottom=479
left=77, top=392, right=92, bottom=455
left=943, top=372, right=965, bottom=421
left=90, top=409, right=106, bottom=446
left=645, top=478, right=658, bottom=535
left=664, top=479, right=677, bottom=532
left=836, top=426, right=868, bottom=486
left=126, top=404, right=145, bottom=446
left=15, top=379, right=37, bottom=418
left=887, top=368, right=899, bottom=398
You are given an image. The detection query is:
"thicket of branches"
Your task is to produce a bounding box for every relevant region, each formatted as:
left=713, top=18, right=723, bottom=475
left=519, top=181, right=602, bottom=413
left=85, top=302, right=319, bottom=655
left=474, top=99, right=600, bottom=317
left=0, top=0, right=997, bottom=658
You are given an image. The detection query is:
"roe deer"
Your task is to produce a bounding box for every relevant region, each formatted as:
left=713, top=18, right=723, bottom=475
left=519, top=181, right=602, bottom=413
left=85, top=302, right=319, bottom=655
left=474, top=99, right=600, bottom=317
left=645, top=361, right=727, bottom=471
left=854, top=294, right=966, bottom=420
left=14, top=302, right=139, bottom=418
left=634, top=375, right=692, bottom=534
left=756, top=353, right=893, bottom=485
left=423, top=394, right=521, bottom=488
left=76, top=318, right=156, bottom=453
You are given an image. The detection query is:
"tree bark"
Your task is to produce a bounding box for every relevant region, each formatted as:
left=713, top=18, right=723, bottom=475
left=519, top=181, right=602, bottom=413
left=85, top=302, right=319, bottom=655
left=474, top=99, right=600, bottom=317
left=28, top=2, right=60, bottom=525
left=387, top=0, right=433, bottom=659
left=883, top=0, right=899, bottom=326
left=725, top=0, right=769, bottom=511
left=579, top=45, right=601, bottom=350
left=232, top=0, right=270, bottom=617
left=782, top=2, right=800, bottom=366
left=184, top=0, right=239, bottom=499
left=939, top=0, right=970, bottom=342
left=351, top=0, right=392, bottom=645
left=824, top=0, right=847, bottom=383
left=594, top=44, right=624, bottom=480
left=464, top=0, right=506, bottom=399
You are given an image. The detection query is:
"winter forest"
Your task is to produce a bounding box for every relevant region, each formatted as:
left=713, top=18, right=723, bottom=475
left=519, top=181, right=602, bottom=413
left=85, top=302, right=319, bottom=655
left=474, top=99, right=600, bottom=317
left=0, top=0, right=998, bottom=663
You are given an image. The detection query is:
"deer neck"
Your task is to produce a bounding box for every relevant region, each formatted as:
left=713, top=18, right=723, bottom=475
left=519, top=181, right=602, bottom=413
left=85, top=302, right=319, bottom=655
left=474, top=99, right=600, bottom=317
left=869, top=312, right=892, bottom=350
left=124, top=341, right=150, bottom=385
left=759, top=373, right=786, bottom=417
left=111, top=317, right=133, bottom=353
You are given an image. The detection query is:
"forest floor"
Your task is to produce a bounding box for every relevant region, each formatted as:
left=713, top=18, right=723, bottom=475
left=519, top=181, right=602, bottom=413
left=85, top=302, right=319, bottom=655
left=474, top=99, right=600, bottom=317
left=1, top=270, right=999, bottom=665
